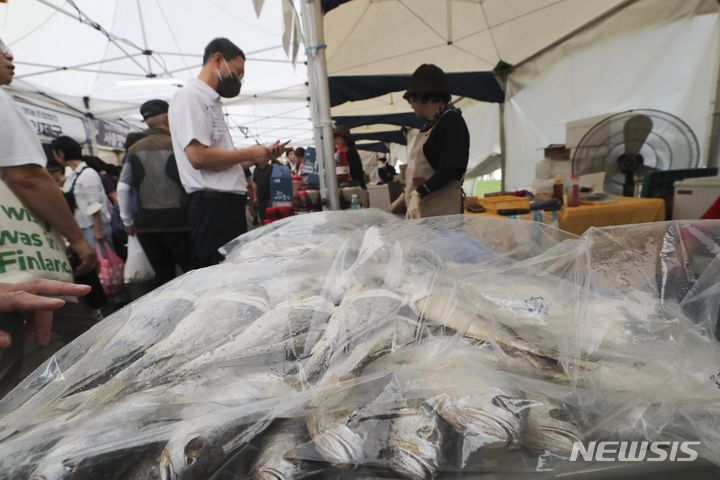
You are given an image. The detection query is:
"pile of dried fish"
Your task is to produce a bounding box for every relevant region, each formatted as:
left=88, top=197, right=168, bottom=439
left=1, top=212, right=720, bottom=479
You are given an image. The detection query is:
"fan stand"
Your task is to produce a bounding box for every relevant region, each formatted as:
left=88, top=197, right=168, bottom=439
left=623, top=173, right=635, bottom=197
left=617, top=153, right=644, bottom=197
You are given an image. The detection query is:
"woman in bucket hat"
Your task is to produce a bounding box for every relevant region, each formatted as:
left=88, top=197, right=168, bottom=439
left=389, top=64, right=469, bottom=219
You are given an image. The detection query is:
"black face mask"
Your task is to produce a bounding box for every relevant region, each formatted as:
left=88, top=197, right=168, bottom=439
left=216, top=59, right=241, bottom=98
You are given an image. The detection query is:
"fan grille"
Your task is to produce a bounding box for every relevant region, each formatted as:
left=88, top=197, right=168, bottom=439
left=571, top=109, right=700, bottom=195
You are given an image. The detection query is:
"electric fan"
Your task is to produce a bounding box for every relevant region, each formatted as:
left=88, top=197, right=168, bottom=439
left=571, top=109, right=700, bottom=196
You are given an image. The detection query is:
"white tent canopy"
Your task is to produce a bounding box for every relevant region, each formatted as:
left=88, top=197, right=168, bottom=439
left=324, top=0, right=629, bottom=75
left=323, top=0, right=720, bottom=188
left=2, top=0, right=718, bottom=188
left=0, top=0, right=313, bottom=148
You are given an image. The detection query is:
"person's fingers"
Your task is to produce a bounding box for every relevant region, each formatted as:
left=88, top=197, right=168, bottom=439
left=4, top=290, right=65, bottom=312
left=29, top=311, right=53, bottom=346
left=268, top=140, right=283, bottom=157
left=18, top=279, right=91, bottom=298
left=0, top=331, right=11, bottom=348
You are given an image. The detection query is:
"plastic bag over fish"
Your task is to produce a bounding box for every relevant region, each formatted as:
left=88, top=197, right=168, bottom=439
left=1, top=211, right=720, bottom=479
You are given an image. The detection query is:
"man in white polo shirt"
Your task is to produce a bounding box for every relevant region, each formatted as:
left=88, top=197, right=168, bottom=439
left=169, top=37, right=281, bottom=267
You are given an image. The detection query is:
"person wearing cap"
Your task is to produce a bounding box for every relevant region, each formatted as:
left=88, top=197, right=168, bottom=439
left=118, top=99, right=191, bottom=287
left=169, top=37, right=283, bottom=267
left=388, top=64, right=470, bottom=219
left=0, top=37, right=96, bottom=396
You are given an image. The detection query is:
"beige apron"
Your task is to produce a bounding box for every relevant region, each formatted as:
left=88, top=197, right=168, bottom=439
left=404, top=128, right=463, bottom=217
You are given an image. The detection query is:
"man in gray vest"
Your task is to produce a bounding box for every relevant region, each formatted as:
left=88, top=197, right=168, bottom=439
left=118, top=99, right=190, bottom=287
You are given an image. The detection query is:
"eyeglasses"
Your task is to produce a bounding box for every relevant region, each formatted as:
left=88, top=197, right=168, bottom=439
left=222, top=58, right=244, bottom=83
left=0, top=40, right=12, bottom=58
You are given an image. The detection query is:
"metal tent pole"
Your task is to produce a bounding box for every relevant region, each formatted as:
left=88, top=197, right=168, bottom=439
left=82, top=96, right=98, bottom=156
left=708, top=20, right=720, bottom=168
left=300, top=0, right=339, bottom=210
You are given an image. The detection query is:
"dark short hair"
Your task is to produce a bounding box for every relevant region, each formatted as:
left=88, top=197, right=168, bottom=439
left=82, top=155, right=105, bottom=171
left=294, top=147, right=305, bottom=158
left=203, top=38, right=245, bottom=64
left=50, top=136, right=82, bottom=160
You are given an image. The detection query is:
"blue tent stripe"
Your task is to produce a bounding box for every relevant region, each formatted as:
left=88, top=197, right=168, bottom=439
left=334, top=112, right=424, bottom=129
left=353, top=129, right=406, bottom=145
left=329, top=71, right=504, bottom=107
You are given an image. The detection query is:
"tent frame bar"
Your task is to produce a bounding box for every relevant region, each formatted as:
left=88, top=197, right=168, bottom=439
left=35, top=0, right=152, bottom=76
left=301, top=0, right=339, bottom=210
left=708, top=21, right=720, bottom=168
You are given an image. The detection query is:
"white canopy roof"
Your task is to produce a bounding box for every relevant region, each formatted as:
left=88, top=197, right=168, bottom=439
left=1, top=0, right=312, bottom=147
left=2, top=0, right=718, bottom=188
left=324, top=0, right=628, bottom=75
left=322, top=0, right=720, bottom=188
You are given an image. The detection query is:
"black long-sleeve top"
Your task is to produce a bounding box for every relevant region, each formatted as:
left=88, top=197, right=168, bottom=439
left=416, top=107, right=469, bottom=197
left=347, top=146, right=367, bottom=190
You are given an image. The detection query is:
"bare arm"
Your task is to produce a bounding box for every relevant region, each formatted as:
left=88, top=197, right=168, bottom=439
left=92, top=211, right=105, bottom=241
left=1, top=164, right=98, bottom=274
left=185, top=140, right=282, bottom=172
left=246, top=174, right=256, bottom=204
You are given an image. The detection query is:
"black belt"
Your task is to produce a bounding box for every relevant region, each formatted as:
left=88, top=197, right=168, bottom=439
left=189, top=191, right=246, bottom=200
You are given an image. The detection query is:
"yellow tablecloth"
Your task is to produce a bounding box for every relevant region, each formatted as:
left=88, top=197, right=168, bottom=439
left=467, top=196, right=665, bottom=236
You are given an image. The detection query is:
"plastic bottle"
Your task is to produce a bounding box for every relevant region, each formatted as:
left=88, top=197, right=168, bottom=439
left=350, top=193, right=360, bottom=210
left=568, top=174, right=580, bottom=207
left=552, top=175, right=564, bottom=204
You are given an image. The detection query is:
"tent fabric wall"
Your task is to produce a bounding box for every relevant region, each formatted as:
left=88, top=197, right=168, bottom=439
left=459, top=99, right=502, bottom=176
left=503, top=0, right=720, bottom=189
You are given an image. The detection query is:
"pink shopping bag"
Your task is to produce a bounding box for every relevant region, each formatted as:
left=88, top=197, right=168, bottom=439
left=96, top=241, right=125, bottom=295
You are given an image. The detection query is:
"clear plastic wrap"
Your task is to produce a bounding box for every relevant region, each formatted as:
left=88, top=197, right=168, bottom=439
left=1, top=211, right=719, bottom=479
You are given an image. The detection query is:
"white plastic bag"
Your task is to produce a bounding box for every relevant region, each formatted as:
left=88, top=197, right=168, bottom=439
left=123, top=235, right=155, bottom=283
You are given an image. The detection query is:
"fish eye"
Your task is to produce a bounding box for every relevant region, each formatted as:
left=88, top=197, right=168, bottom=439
left=184, top=436, right=206, bottom=466
left=62, top=458, right=79, bottom=473
left=417, top=425, right=438, bottom=442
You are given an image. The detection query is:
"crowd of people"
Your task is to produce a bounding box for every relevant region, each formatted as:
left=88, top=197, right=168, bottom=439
left=0, top=33, right=471, bottom=397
